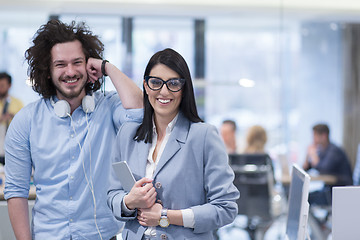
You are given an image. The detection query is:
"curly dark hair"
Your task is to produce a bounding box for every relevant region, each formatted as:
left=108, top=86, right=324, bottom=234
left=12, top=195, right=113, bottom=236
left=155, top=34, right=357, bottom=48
left=25, top=19, right=104, bottom=98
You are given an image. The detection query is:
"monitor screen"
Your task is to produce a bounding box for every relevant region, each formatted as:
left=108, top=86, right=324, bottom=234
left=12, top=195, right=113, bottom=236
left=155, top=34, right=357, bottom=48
left=285, top=164, right=311, bottom=240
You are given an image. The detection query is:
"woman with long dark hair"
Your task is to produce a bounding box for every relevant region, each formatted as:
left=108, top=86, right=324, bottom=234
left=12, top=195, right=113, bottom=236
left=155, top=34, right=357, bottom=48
left=108, top=48, right=239, bottom=240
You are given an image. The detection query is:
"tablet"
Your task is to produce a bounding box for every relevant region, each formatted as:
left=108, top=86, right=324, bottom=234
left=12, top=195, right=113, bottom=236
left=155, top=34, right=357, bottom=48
left=112, top=161, right=136, bottom=192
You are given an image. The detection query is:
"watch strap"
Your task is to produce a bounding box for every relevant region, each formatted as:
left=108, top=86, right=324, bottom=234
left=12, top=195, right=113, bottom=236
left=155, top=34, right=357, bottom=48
left=161, top=208, right=168, bottom=217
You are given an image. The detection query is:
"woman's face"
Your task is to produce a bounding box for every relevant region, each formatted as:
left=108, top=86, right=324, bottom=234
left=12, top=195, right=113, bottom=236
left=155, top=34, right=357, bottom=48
left=144, top=63, right=183, bottom=123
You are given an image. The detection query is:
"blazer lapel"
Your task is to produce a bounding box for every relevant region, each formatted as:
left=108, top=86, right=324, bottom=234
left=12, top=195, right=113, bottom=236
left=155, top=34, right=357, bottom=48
left=136, top=140, right=150, bottom=178
left=153, top=113, right=190, bottom=177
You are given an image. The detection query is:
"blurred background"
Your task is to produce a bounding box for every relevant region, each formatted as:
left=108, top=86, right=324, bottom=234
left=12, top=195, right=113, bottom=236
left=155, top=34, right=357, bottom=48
left=1, top=0, right=360, bottom=170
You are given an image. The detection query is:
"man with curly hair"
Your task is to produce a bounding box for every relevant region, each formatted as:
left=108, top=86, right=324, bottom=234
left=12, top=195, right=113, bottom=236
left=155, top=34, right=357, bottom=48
left=4, top=19, right=143, bottom=240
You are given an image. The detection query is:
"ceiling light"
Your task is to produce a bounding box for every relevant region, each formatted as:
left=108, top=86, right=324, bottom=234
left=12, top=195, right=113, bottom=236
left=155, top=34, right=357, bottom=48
left=238, top=78, right=255, bottom=88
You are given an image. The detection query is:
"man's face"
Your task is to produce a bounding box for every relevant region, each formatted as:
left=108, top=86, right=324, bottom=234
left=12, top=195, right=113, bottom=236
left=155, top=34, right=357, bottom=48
left=221, top=123, right=235, bottom=143
left=313, top=132, right=328, bottom=146
left=50, top=40, right=88, bottom=101
left=0, top=78, right=11, bottom=99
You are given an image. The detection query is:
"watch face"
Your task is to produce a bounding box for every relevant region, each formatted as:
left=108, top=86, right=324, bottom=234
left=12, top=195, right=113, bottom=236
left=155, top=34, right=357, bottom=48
left=159, top=217, right=170, bottom=227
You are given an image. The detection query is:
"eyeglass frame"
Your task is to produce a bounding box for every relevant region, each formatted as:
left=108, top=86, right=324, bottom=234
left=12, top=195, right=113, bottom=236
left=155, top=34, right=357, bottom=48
left=144, top=76, right=186, bottom=93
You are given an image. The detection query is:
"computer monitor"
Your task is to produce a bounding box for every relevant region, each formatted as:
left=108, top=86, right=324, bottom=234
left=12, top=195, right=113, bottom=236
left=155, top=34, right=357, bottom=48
left=332, top=186, right=360, bottom=240
left=285, top=164, right=311, bottom=240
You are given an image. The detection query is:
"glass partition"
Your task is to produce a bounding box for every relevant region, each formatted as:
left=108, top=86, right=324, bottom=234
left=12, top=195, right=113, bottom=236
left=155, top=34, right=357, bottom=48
left=206, top=17, right=343, bottom=164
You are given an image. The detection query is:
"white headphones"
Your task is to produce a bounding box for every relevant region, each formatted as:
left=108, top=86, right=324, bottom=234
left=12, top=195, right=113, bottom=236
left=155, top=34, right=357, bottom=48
left=50, top=95, right=95, bottom=118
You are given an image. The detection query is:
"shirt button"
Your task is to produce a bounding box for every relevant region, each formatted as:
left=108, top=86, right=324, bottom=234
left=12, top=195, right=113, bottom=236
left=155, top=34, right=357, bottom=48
left=70, top=134, right=74, bottom=138
left=160, top=234, right=167, bottom=239
left=155, top=182, right=162, bottom=189
left=70, top=196, right=73, bottom=200
left=72, top=156, right=75, bottom=159
left=70, top=176, right=74, bottom=179
left=70, top=219, right=73, bottom=222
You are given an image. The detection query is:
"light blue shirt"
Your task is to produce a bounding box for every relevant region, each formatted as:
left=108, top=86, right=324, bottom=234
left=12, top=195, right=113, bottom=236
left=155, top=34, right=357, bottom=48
left=4, top=91, right=143, bottom=240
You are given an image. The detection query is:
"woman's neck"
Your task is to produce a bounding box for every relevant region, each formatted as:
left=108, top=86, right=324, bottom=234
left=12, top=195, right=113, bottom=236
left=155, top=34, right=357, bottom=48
left=154, top=112, right=177, bottom=140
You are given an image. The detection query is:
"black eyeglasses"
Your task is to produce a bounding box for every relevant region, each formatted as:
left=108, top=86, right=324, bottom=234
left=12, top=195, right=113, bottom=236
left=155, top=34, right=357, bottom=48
left=145, top=76, right=185, bottom=92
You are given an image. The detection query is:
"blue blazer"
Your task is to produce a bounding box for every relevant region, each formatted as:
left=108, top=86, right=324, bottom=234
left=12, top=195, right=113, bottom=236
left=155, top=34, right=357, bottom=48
left=107, top=113, right=240, bottom=240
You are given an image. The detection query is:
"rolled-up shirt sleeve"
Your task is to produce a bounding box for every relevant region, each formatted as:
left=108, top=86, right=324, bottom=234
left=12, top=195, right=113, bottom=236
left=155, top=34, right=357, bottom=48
left=109, top=92, right=143, bottom=131
left=4, top=107, right=32, bottom=199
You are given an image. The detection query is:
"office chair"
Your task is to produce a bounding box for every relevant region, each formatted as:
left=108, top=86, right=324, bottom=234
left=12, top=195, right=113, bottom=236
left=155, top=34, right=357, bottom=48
left=228, top=154, right=275, bottom=240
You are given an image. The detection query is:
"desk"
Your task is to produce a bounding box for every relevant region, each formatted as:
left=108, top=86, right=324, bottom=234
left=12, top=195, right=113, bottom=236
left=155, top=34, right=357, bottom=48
left=0, top=174, right=36, bottom=200
left=281, top=174, right=337, bottom=185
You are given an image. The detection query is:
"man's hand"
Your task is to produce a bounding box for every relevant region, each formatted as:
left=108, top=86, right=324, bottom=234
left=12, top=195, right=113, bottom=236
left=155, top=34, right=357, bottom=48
left=307, top=144, right=320, bottom=166
left=86, top=58, right=103, bottom=83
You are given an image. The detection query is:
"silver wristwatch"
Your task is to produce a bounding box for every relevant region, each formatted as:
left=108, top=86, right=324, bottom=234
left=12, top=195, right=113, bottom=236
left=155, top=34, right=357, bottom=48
left=158, top=208, right=170, bottom=227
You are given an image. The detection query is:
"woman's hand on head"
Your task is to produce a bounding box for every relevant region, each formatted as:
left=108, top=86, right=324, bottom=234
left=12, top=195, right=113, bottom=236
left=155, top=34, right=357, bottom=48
left=124, top=177, right=157, bottom=210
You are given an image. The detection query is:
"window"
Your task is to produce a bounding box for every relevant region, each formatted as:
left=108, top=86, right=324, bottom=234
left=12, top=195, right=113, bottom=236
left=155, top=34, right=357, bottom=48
left=206, top=17, right=343, bottom=164
left=132, top=17, right=194, bottom=86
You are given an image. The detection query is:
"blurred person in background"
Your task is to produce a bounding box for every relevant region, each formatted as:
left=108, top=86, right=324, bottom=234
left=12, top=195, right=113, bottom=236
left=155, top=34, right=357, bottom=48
left=220, top=119, right=238, bottom=154
left=0, top=72, right=23, bottom=165
left=243, top=125, right=267, bottom=154
left=303, top=123, right=353, bottom=205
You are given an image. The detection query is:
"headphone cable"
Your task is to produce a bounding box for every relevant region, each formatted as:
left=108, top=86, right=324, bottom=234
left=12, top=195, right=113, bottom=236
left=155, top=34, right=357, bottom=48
left=69, top=113, right=103, bottom=240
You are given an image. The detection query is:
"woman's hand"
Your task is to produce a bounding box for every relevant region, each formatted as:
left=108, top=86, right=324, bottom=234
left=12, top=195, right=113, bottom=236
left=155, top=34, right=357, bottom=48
left=124, top=178, right=157, bottom=210
left=137, top=203, right=163, bottom=227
